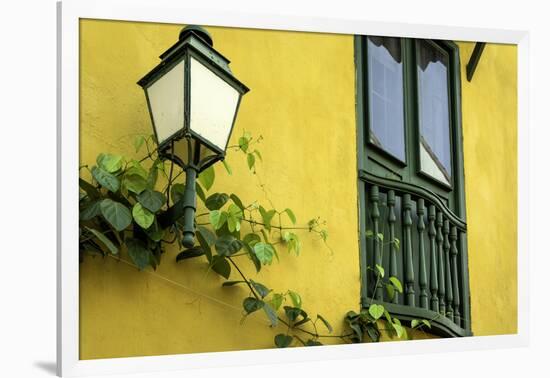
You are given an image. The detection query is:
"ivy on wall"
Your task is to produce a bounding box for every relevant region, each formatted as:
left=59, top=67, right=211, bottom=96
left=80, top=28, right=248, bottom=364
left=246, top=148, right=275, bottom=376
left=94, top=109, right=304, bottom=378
left=79, top=133, right=431, bottom=347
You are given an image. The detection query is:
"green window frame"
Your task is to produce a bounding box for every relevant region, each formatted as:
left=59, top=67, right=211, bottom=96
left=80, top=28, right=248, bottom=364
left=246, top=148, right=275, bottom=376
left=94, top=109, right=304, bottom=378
left=355, top=36, right=472, bottom=337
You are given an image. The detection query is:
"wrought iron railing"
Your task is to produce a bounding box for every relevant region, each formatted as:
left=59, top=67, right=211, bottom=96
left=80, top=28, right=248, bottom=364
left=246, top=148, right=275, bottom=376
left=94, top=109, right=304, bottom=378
left=359, top=171, right=472, bottom=337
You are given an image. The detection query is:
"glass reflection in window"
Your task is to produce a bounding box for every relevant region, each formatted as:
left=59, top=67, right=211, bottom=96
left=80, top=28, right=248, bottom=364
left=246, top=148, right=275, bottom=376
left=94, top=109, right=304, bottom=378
left=416, top=40, right=452, bottom=185
left=367, top=36, right=405, bottom=161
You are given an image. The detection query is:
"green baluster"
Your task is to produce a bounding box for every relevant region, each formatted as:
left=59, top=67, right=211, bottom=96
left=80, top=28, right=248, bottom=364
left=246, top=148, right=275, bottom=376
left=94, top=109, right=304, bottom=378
left=444, top=220, right=454, bottom=320
left=428, top=205, right=439, bottom=312
left=388, top=190, right=398, bottom=304
left=436, top=212, right=446, bottom=315
left=450, top=226, right=461, bottom=326
left=417, top=199, right=428, bottom=309
left=403, top=194, right=415, bottom=306
left=370, top=185, right=383, bottom=301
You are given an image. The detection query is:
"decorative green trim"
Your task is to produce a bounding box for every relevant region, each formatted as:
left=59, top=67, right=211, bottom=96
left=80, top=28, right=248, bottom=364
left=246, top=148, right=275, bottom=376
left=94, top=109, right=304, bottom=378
left=355, top=35, right=471, bottom=337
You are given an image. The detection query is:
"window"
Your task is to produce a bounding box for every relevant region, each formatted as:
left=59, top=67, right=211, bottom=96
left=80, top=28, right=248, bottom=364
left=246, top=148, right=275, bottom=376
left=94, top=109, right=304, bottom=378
left=355, top=36, right=471, bottom=337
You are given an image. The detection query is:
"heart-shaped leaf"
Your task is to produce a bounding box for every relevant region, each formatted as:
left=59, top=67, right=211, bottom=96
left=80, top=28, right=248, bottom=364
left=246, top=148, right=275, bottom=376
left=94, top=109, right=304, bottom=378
left=92, top=166, right=120, bottom=192
left=132, top=203, right=155, bottom=229
left=137, top=189, right=165, bottom=212
left=368, top=304, right=385, bottom=320
left=274, top=334, right=293, bottom=348
left=99, top=199, right=131, bottom=231
left=126, top=238, right=151, bottom=270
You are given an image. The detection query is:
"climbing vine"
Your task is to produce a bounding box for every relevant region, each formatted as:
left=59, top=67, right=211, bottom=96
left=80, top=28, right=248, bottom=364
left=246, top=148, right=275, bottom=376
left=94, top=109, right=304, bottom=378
left=79, top=132, right=430, bottom=348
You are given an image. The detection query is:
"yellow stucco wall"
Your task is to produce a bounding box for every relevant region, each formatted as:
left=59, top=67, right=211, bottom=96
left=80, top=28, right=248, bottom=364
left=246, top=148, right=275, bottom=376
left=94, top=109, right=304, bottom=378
left=79, top=19, right=360, bottom=359
left=457, top=42, right=518, bottom=335
left=79, top=19, right=517, bottom=359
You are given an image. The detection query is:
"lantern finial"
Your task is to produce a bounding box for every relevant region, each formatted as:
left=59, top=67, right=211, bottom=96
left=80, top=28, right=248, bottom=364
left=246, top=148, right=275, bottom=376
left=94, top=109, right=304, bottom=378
left=179, top=25, right=213, bottom=47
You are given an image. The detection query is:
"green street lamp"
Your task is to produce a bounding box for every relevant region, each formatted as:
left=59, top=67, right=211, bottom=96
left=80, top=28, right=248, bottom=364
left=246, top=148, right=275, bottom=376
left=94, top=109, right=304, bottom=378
left=138, top=25, right=249, bottom=248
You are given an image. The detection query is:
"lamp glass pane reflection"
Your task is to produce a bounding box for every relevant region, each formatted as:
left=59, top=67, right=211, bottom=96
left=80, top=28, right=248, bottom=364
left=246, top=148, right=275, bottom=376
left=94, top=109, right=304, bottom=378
left=146, top=59, right=185, bottom=145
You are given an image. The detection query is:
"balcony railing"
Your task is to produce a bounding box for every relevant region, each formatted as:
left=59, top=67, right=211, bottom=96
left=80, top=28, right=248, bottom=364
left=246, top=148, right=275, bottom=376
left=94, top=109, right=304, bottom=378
left=359, top=171, right=472, bottom=337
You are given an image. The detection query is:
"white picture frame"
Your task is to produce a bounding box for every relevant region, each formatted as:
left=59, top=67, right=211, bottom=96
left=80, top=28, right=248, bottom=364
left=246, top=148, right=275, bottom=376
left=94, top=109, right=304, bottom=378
left=57, top=1, right=530, bottom=376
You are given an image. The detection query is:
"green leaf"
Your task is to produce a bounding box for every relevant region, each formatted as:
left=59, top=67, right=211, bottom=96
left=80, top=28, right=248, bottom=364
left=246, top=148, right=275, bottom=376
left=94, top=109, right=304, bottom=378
left=230, top=194, right=245, bottom=211
left=134, top=135, right=145, bottom=152
left=243, top=297, right=264, bottom=314
left=389, top=276, right=403, bottom=293
left=375, top=264, right=385, bottom=278
left=125, top=160, right=148, bottom=179
left=253, top=242, right=275, bottom=265
left=282, top=232, right=301, bottom=255
left=137, top=189, right=165, bottom=212
left=97, top=153, right=123, bottom=173
left=214, top=235, right=242, bottom=256
left=268, top=293, right=284, bottom=311
left=238, top=136, right=249, bottom=152
left=210, top=255, right=231, bottom=279
left=126, top=238, right=151, bottom=270
left=205, top=193, right=229, bottom=211
left=209, top=210, right=228, bottom=230
left=132, top=203, right=155, bottom=229
left=316, top=314, right=333, bottom=333
left=243, top=233, right=261, bottom=246
left=366, top=229, right=373, bottom=238
left=422, top=319, right=432, bottom=328
left=250, top=280, right=271, bottom=298
left=386, top=283, right=395, bottom=301
left=171, top=183, right=186, bottom=204
left=197, top=226, right=216, bottom=246
left=288, top=290, right=302, bottom=309
left=196, top=182, right=206, bottom=203
left=92, top=166, right=120, bottom=192
left=147, top=166, right=158, bottom=189
left=146, top=219, right=164, bottom=242
left=176, top=247, right=204, bottom=262
left=263, top=303, right=278, bottom=327
left=274, top=334, right=293, bottom=348
left=243, top=243, right=262, bottom=272
left=222, top=280, right=245, bottom=287
left=411, top=319, right=420, bottom=329
left=79, top=178, right=100, bottom=200
left=80, top=200, right=102, bottom=221
left=284, top=208, right=296, bottom=224
left=99, top=199, right=132, bottom=231
left=283, top=306, right=306, bottom=323
left=196, top=228, right=213, bottom=262
left=365, top=323, right=381, bottom=342
left=377, top=233, right=384, bottom=241
left=305, top=340, right=323, bottom=346
left=124, top=174, right=148, bottom=194
left=247, top=153, right=255, bottom=170
left=253, top=149, right=262, bottom=162
left=392, top=319, right=405, bottom=338
left=259, top=206, right=276, bottom=231
left=392, top=237, right=401, bottom=250
left=222, top=160, right=232, bottom=175
left=85, top=227, right=118, bottom=255
left=368, top=304, right=384, bottom=320
left=198, top=165, right=215, bottom=191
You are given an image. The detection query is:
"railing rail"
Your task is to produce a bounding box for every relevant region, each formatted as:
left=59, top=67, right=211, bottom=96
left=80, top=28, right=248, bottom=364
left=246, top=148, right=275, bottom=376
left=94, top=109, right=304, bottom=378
left=360, top=170, right=471, bottom=337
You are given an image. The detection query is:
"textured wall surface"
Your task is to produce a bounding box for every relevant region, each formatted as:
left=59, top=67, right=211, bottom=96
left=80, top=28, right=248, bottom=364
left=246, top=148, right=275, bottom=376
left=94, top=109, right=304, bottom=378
left=457, top=42, right=518, bottom=335
left=79, top=19, right=360, bottom=359
left=79, top=19, right=517, bottom=359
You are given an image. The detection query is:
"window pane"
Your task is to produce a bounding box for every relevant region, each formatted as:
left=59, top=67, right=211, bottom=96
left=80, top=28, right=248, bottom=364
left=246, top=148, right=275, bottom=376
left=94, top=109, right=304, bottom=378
left=367, top=37, right=405, bottom=161
left=417, top=40, right=452, bottom=185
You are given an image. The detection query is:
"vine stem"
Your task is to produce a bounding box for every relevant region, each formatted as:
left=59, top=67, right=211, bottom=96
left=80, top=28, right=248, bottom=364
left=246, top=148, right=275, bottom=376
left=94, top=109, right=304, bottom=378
left=227, top=257, right=353, bottom=340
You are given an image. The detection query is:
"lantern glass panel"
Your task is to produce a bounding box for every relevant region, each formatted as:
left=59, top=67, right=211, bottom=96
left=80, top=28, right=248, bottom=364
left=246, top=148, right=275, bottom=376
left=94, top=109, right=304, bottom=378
left=189, top=56, right=240, bottom=151
left=146, top=59, right=186, bottom=145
